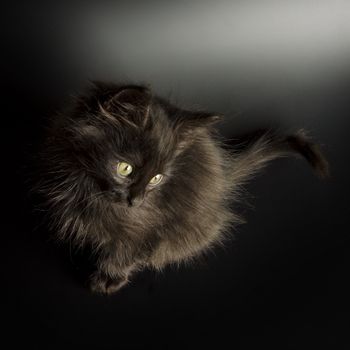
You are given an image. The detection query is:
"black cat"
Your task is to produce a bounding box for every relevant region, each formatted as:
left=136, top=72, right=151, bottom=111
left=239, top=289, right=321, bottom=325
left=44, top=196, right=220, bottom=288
left=36, top=82, right=328, bottom=294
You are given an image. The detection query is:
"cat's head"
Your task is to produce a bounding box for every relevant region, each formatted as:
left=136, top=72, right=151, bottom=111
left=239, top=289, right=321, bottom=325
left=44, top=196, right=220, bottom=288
left=62, top=83, right=222, bottom=207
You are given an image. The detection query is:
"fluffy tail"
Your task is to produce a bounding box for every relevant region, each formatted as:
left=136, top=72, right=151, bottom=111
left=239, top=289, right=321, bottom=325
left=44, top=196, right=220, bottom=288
left=229, top=129, right=329, bottom=186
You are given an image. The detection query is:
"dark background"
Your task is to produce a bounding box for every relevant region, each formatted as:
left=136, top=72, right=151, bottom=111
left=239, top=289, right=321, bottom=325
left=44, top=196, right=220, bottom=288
left=2, top=1, right=349, bottom=349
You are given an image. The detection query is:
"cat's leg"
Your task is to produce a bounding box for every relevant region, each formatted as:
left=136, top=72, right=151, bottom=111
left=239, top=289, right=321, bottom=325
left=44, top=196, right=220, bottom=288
left=89, top=237, right=158, bottom=294
left=90, top=269, right=130, bottom=295
left=90, top=256, right=138, bottom=295
left=88, top=239, right=140, bottom=294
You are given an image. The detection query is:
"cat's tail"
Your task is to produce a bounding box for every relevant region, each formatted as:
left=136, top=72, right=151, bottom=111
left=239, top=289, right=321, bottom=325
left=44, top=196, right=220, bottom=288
left=229, top=129, right=329, bottom=186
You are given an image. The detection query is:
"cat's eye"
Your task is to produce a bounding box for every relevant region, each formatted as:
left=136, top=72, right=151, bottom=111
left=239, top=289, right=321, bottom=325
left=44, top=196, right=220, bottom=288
left=116, top=162, right=133, bottom=177
left=149, top=174, right=163, bottom=186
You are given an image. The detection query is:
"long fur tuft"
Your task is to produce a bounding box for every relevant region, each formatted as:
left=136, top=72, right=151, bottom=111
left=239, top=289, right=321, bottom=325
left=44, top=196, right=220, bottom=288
left=229, top=129, right=329, bottom=187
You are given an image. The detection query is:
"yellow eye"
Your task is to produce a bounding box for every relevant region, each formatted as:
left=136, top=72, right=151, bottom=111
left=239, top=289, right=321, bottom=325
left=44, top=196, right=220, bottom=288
left=117, top=162, right=133, bottom=177
left=149, top=174, right=163, bottom=186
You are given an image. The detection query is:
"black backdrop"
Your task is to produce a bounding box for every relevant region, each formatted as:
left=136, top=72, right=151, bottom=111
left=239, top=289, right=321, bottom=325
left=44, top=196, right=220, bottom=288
left=2, top=1, right=349, bottom=349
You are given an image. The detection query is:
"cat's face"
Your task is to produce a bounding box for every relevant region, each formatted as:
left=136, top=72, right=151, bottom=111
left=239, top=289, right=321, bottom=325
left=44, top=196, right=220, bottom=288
left=102, top=113, right=177, bottom=208
left=70, top=84, right=220, bottom=208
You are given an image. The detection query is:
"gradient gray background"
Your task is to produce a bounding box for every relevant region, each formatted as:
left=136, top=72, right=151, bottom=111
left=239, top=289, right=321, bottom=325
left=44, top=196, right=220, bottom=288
left=2, top=1, right=349, bottom=349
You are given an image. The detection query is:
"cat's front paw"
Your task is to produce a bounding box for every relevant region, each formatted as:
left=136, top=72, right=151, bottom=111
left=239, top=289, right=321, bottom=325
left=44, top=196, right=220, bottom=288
left=89, top=273, right=128, bottom=295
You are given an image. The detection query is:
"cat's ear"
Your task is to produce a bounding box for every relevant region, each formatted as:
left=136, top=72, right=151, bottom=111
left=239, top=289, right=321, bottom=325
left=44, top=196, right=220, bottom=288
left=99, top=85, right=152, bottom=128
left=174, top=111, right=223, bottom=154
left=174, top=110, right=223, bottom=130
left=107, top=85, right=151, bottom=107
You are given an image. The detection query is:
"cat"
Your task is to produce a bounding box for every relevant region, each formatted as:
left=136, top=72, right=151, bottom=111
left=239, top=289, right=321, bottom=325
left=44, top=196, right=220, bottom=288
left=36, top=82, right=329, bottom=294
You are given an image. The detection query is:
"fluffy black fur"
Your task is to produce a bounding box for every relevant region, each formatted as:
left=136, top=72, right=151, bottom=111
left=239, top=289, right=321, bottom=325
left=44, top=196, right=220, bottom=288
left=36, top=82, right=329, bottom=294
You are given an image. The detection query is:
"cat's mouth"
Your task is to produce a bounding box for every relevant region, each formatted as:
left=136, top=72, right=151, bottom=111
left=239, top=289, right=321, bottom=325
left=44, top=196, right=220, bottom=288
left=112, top=200, right=145, bottom=210
left=126, top=195, right=145, bottom=208
left=108, top=190, right=145, bottom=208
